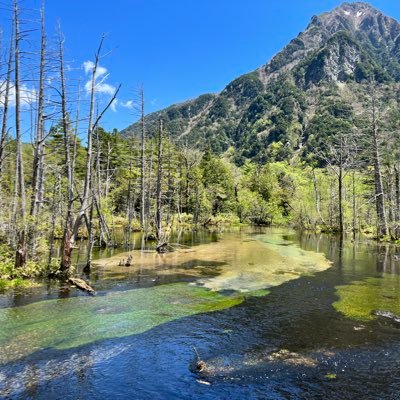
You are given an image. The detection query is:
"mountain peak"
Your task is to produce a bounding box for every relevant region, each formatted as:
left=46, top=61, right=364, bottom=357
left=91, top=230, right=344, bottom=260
left=337, top=2, right=375, bottom=11
left=310, top=2, right=384, bottom=32
left=123, top=2, right=400, bottom=158
left=265, top=2, right=394, bottom=77
left=333, top=2, right=381, bottom=19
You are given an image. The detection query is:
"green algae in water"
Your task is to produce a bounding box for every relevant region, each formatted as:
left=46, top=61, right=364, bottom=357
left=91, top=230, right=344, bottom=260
left=0, top=230, right=332, bottom=364
left=333, top=274, right=400, bottom=321
left=0, top=283, right=245, bottom=363
left=325, top=373, right=337, bottom=380
left=201, top=233, right=331, bottom=292
left=94, top=231, right=331, bottom=293
left=245, top=289, right=270, bottom=297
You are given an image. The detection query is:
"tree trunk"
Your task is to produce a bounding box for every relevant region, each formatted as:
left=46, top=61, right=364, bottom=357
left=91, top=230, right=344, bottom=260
left=338, top=164, right=344, bottom=235
left=30, top=3, right=46, bottom=218
left=59, top=25, right=74, bottom=274
left=67, top=36, right=112, bottom=269
left=370, top=84, right=388, bottom=237
left=155, top=119, right=164, bottom=250
left=126, top=136, right=134, bottom=246
left=13, top=0, right=26, bottom=268
left=0, top=15, right=14, bottom=193
left=145, top=146, right=153, bottom=238
left=140, top=87, right=146, bottom=229
left=85, top=196, right=95, bottom=270
left=387, top=170, right=394, bottom=238
left=184, top=156, right=190, bottom=214
left=48, top=174, right=61, bottom=267
left=105, top=141, right=111, bottom=200
left=394, top=165, right=400, bottom=239
left=312, top=169, right=325, bottom=226
left=166, top=142, right=172, bottom=226
left=352, top=171, right=357, bottom=240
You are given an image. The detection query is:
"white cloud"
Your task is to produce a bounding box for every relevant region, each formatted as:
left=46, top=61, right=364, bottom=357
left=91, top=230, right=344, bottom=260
left=0, top=80, right=37, bottom=108
left=19, top=85, right=37, bottom=105
left=82, top=60, right=117, bottom=97
left=120, top=100, right=134, bottom=109
left=96, top=65, right=107, bottom=78
left=83, top=61, right=95, bottom=74
left=110, top=98, right=118, bottom=112
left=84, top=79, right=116, bottom=96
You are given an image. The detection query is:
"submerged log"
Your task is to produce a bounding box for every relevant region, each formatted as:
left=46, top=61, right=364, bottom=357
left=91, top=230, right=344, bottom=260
left=156, top=242, right=168, bottom=253
left=125, top=255, right=133, bottom=266
left=193, top=346, right=207, bottom=373
left=196, top=360, right=207, bottom=372
left=68, top=278, right=95, bottom=294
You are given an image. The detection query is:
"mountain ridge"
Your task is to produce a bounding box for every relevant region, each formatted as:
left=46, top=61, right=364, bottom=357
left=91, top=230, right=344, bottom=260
left=122, top=2, right=400, bottom=162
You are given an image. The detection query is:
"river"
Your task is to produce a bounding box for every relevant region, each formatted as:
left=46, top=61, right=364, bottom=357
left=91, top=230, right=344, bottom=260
left=0, top=227, right=400, bottom=399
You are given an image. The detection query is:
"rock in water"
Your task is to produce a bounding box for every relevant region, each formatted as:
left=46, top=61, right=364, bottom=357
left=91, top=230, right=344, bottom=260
left=68, top=278, right=95, bottom=294
left=372, top=310, right=400, bottom=323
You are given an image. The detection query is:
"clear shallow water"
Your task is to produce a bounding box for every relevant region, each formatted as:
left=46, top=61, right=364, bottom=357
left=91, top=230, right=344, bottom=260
left=1, top=228, right=400, bottom=399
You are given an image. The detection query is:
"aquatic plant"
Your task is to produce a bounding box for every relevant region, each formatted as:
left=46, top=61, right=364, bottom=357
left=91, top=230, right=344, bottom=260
left=333, top=275, right=400, bottom=321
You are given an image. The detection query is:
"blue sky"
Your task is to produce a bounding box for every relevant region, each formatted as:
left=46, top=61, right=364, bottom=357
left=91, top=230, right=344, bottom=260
left=5, top=0, right=400, bottom=132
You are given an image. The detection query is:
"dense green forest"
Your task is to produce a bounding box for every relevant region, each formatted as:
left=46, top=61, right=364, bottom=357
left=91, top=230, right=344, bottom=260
left=1, top=0, right=400, bottom=289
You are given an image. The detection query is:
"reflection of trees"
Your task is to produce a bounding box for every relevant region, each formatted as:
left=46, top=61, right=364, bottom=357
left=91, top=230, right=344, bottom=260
left=376, top=244, right=391, bottom=273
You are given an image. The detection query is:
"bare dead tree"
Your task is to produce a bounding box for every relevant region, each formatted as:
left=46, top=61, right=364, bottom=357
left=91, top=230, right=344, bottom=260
left=62, top=35, right=120, bottom=273
left=48, top=171, right=61, bottom=267
left=85, top=193, right=95, bottom=271
left=13, top=0, right=27, bottom=268
left=315, top=113, right=358, bottom=234
left=311, top=168, right=325, bottom=226
left=0, top=13, right=14, bottom=193
left=140, top=86, right=146, bottom=229
left=58, top=24, right=75, bottom=271
left=125, top=131, right=134, bottom=246
left=30, top=0, right=46, bottom=218
left=144, top=137, right=154, bottom=238
left=155, top=118, right=166, bottom=252
left=369, top=82, right=389, bottom=237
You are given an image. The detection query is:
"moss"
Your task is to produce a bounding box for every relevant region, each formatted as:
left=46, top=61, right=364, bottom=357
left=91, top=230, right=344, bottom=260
left=245, top=289, right=270, bottom=297
left=0, top=279, right=7, bottom=291
left=0, top=277, right=36, bottom=292
left=0, top=283, right=251, bottom=363
left=325, top=373, right=337, bottom=380
left=97, top=231, right=331, bottom=293
left=0, top=243, right=47, bottom=287
left=0, top=231, right=331, bottom=364
left=333, top=275, right=400, bottom=321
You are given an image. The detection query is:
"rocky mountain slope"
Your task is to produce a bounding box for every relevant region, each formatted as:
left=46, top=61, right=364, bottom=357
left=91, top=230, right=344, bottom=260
left=122, top=2, right=400, bottom=163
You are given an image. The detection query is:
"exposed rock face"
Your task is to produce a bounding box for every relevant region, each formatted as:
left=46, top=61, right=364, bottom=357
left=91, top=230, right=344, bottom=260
left=122, top=2, right=400, bottom=161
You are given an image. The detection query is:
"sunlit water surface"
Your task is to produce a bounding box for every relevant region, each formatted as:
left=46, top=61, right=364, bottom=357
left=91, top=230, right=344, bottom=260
left=1, top=228, right=400, bottom=399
